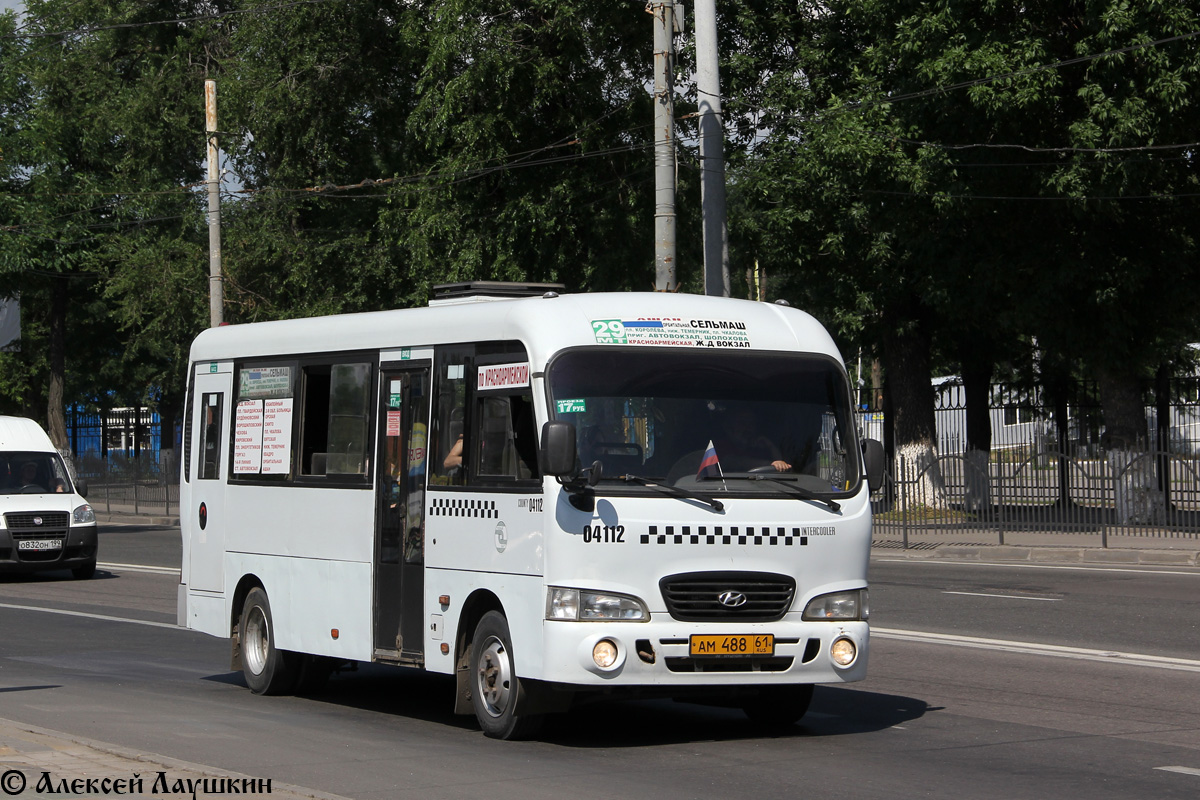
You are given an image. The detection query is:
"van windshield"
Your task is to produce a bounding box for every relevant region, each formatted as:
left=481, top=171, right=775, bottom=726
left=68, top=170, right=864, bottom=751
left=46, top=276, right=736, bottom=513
left=0, top=452, right=73, bottom=495
left=547, top=349, right=861, bottom=495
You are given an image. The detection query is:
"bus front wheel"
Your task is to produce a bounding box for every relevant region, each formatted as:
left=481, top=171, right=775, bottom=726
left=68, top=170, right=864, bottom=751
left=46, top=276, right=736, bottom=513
left=239, top=587, right=298, bottom=695
left=469, top=611, right=543, bottom=740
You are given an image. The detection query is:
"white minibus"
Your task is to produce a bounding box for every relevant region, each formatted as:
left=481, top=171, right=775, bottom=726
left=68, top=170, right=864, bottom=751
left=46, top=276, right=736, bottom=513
left=178, top=285, right=882, bottom=738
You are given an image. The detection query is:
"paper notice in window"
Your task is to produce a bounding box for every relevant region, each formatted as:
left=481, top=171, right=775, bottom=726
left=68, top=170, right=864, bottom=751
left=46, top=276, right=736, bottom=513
left=261, top=398, right=293, bottom=474
left=233, top=400, right=264, bottom=474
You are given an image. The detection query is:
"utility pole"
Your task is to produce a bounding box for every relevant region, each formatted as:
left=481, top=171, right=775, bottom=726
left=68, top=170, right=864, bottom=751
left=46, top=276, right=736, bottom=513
left=205, top=79, right=224, bottom=327
left=650, top=1, right=676, bottom=292
left=693, top=0, right=730, bottom=297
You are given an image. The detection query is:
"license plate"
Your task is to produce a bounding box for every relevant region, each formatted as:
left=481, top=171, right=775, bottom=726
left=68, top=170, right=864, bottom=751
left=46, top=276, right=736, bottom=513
left=17, top=539, right=62, bottom=551
left=689, top=634, right=774, bottom=657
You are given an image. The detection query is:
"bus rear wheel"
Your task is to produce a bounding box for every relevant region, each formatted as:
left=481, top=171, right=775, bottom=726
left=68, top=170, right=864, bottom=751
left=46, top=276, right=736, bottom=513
left=239, top=587, right=298, bottom=695
left=741, top=684, right=814, bottom=728
left=469, top=611, right=543, bottom=740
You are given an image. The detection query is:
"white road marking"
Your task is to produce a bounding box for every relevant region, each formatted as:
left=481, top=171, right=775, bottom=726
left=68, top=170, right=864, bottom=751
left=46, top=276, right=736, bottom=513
left=0, top=602, right=181, bottom=630
left=1155, top=766, right=1200, bottom=777
left=873, top=627, right=1200, bottom=673
left=943, top=591, right=1060, bottom=601
left=875, top=559, right=1200, bottom=577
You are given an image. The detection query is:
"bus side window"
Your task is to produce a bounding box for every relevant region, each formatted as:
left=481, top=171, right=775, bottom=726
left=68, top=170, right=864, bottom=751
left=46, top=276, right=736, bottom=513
left=471, top=393, right=539, bottom=481
left=199, top=393, right=223, bottom=480
left=431, top=350, right=470, bottom=486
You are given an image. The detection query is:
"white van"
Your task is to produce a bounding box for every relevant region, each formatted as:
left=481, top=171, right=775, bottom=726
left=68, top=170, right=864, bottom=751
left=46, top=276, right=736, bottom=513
left=0, top=416, right=98, bottom=579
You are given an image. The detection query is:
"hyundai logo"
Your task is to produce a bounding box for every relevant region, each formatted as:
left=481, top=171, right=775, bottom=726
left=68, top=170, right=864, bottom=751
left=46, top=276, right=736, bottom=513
left=718, top=590, right=747, bottom=608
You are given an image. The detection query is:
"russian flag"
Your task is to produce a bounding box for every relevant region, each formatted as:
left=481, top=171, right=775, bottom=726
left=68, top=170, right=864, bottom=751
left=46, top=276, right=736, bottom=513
left=696, top=440, right=722, bottom=480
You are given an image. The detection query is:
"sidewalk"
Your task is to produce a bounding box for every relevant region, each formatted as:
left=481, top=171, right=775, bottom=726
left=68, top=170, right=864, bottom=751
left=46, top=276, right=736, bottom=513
left=872, top=526, right=1200, bottom=566
left=0, top=718, right=347, bottom=800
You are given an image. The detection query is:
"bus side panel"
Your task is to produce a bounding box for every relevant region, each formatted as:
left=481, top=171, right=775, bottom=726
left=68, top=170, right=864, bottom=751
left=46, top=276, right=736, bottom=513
left=223, top=485, right=375, bottom=564
left=423, top=568, right=545, bottom=679
left=225, top=552, right=373, bottom=662
left=187, top=590, right=227, bottom=638
left=425, top=490, right=543, bottom=576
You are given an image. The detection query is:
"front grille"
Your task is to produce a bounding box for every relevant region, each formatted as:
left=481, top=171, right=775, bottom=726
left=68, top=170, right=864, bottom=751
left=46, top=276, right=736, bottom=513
left=6, top=512, right=70, bottom=530
left=6, top=512, right=70, bottom=564
left=659, top=571, right=796, bottom=622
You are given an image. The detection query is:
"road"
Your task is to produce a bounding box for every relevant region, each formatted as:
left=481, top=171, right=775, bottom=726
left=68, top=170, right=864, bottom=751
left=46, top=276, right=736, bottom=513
left=1, top=523, right=1199, bottom=799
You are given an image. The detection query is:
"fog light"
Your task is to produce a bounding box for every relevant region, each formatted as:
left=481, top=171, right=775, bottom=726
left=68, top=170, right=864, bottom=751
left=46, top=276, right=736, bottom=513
left=592, top=639, right=619, bottom=669
left=830, top=637, right=857, bottom=667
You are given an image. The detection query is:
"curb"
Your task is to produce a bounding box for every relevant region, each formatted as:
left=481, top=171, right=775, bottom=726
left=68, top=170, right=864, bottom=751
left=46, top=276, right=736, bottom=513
left=97, top=514, right=180, bottom=527
left=871, top=543, right=1200, bottom=567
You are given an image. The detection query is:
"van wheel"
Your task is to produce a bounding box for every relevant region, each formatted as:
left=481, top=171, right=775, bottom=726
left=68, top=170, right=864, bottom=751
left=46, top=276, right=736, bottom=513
left=470, top=611, right=543, bottom=740
left=742, top=685, right=814, bottom=728
left=71, top=561, right=96, bottom=580
left=239, top=587, right=298, bottom=695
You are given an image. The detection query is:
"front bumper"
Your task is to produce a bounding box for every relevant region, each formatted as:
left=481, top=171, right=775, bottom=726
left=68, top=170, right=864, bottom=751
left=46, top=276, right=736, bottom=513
left=0, top=524, right=98, bottom=574
left=539, top=615, right=868, bottom=689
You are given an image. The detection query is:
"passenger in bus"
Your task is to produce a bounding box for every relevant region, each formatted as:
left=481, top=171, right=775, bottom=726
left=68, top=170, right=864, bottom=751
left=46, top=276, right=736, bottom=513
left=443, top=434, right=464, bottom=469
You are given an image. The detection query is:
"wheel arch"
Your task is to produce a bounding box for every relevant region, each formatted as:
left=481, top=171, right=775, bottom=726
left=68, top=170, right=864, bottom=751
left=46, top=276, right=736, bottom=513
left=452, top=589, right=504, bottom=715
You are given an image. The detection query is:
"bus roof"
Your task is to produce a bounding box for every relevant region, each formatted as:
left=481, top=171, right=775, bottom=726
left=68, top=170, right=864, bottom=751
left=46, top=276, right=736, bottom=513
left=188, top=292, right=844, bottom=369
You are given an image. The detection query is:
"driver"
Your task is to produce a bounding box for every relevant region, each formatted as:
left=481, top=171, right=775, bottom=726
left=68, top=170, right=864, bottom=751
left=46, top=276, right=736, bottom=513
left=17, top=461, right=40, bottom=489
left=714, top=409, right=791, bottom=473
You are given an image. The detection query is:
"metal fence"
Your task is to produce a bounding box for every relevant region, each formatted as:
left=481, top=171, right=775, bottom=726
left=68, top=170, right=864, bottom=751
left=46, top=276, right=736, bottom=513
left=870, top=450, right=1200, bottom=547
left=863, top=378, right=1200, bottom=547
left=65, top=409, right=178, bottom=518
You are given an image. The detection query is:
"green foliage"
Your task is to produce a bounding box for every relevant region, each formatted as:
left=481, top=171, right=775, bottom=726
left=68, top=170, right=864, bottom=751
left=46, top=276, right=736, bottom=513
left=723, top=0, right=1200, bottom=434
left=2, top=0, right=1198, bottom=445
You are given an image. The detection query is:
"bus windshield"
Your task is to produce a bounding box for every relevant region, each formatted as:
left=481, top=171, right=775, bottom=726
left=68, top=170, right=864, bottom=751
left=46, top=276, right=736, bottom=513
left=547, top=349, right=861, bottom=495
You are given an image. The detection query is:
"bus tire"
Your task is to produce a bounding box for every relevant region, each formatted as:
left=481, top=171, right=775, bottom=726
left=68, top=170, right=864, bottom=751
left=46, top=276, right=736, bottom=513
left=469, top=611, right=543, bottom=740
left=71, top=561, right=96, bottom=580
left=741, top=684, right=814, bottom=728
left=239, top=587, right=298, bottom=695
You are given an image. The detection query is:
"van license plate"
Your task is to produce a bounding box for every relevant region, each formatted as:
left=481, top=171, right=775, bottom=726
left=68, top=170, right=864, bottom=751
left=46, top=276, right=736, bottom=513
left=18, top=539, right=62, bottom=551
left=689, top=634, right=774, bottom=656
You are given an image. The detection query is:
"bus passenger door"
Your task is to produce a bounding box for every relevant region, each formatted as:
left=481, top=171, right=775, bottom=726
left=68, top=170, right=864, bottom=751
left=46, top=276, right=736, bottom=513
left=373, top=364, right=431, bottom=664
left=188, top=366, right=232, bottom=594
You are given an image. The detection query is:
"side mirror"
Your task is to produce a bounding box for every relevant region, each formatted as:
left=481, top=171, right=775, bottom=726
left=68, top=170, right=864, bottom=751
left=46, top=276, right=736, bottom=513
left=540, top=421, right=577, bottom=477
left=75, top=478, right=88, bottom=498
left=862, top=439, right=885, bottom=492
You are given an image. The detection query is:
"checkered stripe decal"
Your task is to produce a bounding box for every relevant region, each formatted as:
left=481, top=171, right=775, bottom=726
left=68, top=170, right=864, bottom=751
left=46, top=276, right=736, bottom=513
left=641, top=525, right=809, bottom=546
left=429, top=498, right=499, bottom=518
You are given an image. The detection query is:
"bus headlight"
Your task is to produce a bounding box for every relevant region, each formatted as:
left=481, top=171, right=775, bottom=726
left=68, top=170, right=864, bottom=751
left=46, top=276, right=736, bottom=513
left=803, top=589, right=868, bottom=621
left=546, top=587, right=648, bottom=621
left=72, top=504, right=96, bottom=525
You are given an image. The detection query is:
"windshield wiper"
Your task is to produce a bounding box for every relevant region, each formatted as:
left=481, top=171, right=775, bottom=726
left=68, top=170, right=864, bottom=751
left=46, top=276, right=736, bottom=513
left=724, top=474, right=841, bottom=513
left=619, top=474, right=724, bottom=512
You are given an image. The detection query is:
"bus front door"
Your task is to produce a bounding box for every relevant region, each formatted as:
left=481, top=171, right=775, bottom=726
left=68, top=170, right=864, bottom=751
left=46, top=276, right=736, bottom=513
left=373, top=364, right=431, bottom=664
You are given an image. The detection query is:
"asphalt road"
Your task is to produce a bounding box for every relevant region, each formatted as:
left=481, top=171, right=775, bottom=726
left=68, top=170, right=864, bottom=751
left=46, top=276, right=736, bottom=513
left=1, top=522, right=1198, bottom=800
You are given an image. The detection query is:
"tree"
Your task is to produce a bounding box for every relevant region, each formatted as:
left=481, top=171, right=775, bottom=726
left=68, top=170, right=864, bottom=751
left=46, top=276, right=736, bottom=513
left=215, top=1, right=665, bottom=321
left=721, top=0, right=1200, bottom=516
left=0, top=1, right=218, bottom=447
